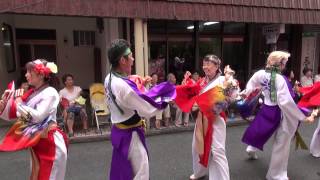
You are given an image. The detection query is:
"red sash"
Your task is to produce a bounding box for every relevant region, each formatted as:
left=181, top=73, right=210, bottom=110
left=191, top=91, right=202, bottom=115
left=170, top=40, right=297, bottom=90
left=175, top=78, right=226, bottom=167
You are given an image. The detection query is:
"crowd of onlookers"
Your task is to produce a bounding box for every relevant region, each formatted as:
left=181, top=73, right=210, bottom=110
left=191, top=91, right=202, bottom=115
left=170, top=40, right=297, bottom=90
left=143, top=72, right=198, bottom=129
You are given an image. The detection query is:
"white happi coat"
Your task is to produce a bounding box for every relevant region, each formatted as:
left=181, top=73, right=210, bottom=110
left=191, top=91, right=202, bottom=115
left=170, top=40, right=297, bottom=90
left=105, top=74, right=162, bottom=180
left=191, top=75, right=230, bottom=180
left=0, top=86, right=67, bottom=180
left=244, top=70, right=306, bottom=180
left=105, top=74, right=161, bottom=124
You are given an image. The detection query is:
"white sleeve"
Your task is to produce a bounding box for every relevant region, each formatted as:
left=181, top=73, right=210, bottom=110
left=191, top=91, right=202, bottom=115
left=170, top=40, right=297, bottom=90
left=243, top=71, right=261, bottom=96
left=118, top=87, right=160, bottom=118
left=17, top=94, right=59, bottom=123
left=276, top=75, right=306, bottom=122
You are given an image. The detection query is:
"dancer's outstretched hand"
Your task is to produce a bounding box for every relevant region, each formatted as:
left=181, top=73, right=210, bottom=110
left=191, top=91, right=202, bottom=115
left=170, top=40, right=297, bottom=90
left=0, top=99, right=5, bottom=112
left=312, top=108, right=319, bottom=116
left=0, top=90, right=13, bottom=112
left=184, top=71, right=191, bottom=79
left=1, top=89, right=13, bottom=100
left=239, top=90, right=247, bottom=99
left=143, top=76, right=152, bottom=84
left=14, top=89, right=24, bottom=97
left=305, top=115, right=315, bottom=123
left=305, top=109, right=318, bottom=123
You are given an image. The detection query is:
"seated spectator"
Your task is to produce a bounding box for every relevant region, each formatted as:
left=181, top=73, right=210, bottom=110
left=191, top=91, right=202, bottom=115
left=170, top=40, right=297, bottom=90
left=59, top=74, right=88, bottom=137
left=301, top=68, right=313, bottom=87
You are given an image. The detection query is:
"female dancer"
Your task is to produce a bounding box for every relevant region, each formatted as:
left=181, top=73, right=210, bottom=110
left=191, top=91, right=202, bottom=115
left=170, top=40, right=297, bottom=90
left=0, top=59, right=68, bottom=180
left=241, top=51, right=316, bottom=180
left=175, top=55, right=236, bottom=180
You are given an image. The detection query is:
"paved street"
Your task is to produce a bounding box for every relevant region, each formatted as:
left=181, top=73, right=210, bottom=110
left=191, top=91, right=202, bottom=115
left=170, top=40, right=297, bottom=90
left=0, top=123, right=319, bottom=180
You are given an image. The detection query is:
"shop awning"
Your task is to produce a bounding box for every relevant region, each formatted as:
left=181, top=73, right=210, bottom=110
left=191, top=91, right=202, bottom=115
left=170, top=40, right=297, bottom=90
left=1, top=0, right=320, bottom=24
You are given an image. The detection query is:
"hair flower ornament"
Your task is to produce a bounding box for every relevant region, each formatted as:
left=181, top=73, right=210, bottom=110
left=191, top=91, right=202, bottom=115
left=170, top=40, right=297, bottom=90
left=46, top=62, right=58, bottom=74
left=34, top=63, right=51, bottom=77
left=32, top=60, right=58, bottom=76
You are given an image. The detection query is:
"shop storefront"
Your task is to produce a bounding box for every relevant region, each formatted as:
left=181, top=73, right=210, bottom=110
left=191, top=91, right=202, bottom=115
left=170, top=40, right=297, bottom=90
left=148, top=20, right=247, bottom=84
left=1, top=0, right=320, bottom=90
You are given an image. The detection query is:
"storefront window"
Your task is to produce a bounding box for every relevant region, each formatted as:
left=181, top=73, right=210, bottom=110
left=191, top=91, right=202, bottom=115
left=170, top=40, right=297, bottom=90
left=199, top=37, right=221, bottom=63
left=199, top=22, right=222, bottom=74
left=222, top=36, right=246, bottom=88
left=148, top=20, right=248, bottom=84
left=222, top=23, right=247, bottom=88
left=167, top=21, right=194, bottom=34
left=2, top=23, right=16, bottom=72
left=148, top=20, right=166, bottom=34
left=148, top=20, right=195, bottom=83
left=148, top=20, right=167, bottom=81
left=223, top=22, right=245, bottom=34
left=168, top=41, right=194, bottom=83
left=200, top=21, right=221, bottom=34
left=148, top=41, right=166, bottom=82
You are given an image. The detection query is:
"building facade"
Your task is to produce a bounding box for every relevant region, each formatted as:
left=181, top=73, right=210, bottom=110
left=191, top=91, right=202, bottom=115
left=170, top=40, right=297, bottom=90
left=0, top=0, right=320, bottom=91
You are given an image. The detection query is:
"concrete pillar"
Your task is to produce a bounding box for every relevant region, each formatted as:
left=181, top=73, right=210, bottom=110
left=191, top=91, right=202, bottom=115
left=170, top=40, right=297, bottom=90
left=102, top=18, right=120, bottom=78
left=143, top=21, right=149, bottom=76
left=134, top=19, right=149, bottom=77
left=134, top=18, right=144, bottom=76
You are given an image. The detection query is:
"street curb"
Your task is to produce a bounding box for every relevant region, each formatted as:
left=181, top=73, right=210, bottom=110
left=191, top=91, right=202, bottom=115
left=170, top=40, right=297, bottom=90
left=69, top=119, right=248, bottom=144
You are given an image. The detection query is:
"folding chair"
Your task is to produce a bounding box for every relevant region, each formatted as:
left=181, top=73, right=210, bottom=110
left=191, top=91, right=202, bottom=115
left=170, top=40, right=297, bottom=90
left=89, top=83, right=111, bottom=132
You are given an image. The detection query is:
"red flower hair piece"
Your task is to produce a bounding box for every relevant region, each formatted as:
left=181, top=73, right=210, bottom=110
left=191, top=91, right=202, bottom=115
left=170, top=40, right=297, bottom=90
left=34, top=63, right=51, bottom=77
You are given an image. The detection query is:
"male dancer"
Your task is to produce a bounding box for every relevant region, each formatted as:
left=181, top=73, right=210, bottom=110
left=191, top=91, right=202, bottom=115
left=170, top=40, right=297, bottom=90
left=105, top=39, right=175, bottom=180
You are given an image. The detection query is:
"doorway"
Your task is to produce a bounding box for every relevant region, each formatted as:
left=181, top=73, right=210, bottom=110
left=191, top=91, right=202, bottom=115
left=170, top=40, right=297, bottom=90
left=16, top=28, right=57, bottom=77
